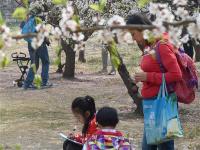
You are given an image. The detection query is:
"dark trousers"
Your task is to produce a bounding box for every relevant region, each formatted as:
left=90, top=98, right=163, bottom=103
left=24, top=42, right=49, bottom=87
left=63, top=140, right=83, bottom=150
left=142, top=129, right=174, bottom=150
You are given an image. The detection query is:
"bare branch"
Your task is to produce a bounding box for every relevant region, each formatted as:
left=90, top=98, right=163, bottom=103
left=163, top=19, right=196, bottom=27
left=76, top=24, right=156, bottom=33
left=12, top=33, right=37, bottom=40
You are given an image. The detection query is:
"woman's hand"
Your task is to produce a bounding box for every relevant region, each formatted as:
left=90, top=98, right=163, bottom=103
left=134, top=72, right=147, bottom=83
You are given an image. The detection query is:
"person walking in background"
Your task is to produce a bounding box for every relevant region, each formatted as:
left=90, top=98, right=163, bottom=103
left=21, top=15, right=52, bottom=89
left=99, top=42, right=116, bottom=75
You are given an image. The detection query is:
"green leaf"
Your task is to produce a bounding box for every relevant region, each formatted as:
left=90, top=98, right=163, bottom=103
left=35, top=17, right=42, bottom=24
left=99, top=0, right=107, bottom=11
left=108, top=41, right=121, bottom=70
left=34, top=74, right=42, bottom=89
left=0, top=38, right=4, bottom=49
left=31, top=64, right=36, bottom=73
left=0, top=11, right=4, bottom=25
left=52, top=0, right=67, bottom=5
left=12, top=7, right=27, bottom=20
left=145, top=31, right=156, bottom=44
left=89, top=4, right=102, bottom=13
left=22, top=0, right=29, bottom=8
left=1, top=56, right=10, bottom=68
left=72, top=15, right=80, bottom=24
left=137, top=0, right=150, bottom=8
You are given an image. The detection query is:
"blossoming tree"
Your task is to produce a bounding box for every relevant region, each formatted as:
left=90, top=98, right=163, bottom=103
left=0, top=0, right=199, bottom=113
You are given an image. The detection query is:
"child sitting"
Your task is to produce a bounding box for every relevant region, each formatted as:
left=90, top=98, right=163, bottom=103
left=83, top=107, right=133, bottom=150
left=63, top=96, right=97, bottom=150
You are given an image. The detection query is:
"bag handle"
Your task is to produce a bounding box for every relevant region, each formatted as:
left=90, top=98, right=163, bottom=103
left=155, top=41, right=175, bottom=93
left=158, top=74, right=168, bottom=98
left=154, top=41, right=166, bottom=73
left=162, top=74, right=168, bottom=97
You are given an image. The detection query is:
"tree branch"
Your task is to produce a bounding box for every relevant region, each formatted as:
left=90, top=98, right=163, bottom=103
left=76, top=24, right=156, bottom=33
left=12, top=33, right=37, bottom=40
left=77, top=19, right=196, bottom=32
left=163, top=19, right=196, bottom=27
left=0, top=19, right=196, bottom=40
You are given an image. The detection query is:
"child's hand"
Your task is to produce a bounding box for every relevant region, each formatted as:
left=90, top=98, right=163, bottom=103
left=68, top=133, right=75, bottom=139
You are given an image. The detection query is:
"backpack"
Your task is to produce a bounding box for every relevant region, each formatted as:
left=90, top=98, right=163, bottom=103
left=21, top=16, right=36, bottom=42
left=85, top=131, right=133, bottom=150
left=155, top=41, right=198, bottom=104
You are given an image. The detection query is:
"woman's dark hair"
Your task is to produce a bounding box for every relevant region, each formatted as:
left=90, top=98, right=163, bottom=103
left=126, top=13, right=152, bottom=49
left=96, top=107, right=119, bottom=128
left=71, top=95, right=96, bottom=136
left=126, top=13, right=152, bottom=26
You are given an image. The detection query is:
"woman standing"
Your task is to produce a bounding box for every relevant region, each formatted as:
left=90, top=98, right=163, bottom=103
left=126, top=14, right=182, bottom=150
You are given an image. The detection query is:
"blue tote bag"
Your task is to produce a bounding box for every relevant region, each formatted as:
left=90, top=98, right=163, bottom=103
left=143, top=74, right=183, bottom=144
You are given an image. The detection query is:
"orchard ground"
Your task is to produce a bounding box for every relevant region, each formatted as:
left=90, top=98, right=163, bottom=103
left=0, top=30, right=200, bottom=150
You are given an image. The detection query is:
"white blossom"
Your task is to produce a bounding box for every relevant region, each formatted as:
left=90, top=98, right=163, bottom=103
left=187, top=23, right=200, bottom=40
left=62, top=6, right=74, bottom=20
left=180, top=34, right=189, bottom=43
left=118, top=32, right=134, bottom=44
left=92, top=16, right=98, bottom=23
left=107, top=15, right=126, bottom=26
left=98, top=19, right=106, bottom=25
left=51, top=27, right=62, bottom=37
left=31, top=36, right=44, bottom=50
left=196, top=13, right=200, bottom=27
left=100, top=30, right=113, bottom=43
left=66, top=20, right=78, bottom=31
left=175, top=7, right=189, bottom=19
left=72, top=33, right=84, bottom=41
left=1, top=25, right=13, bottom=47
left=168, top=26, right=183, bottom=47
left=148, top=3, right=160, bottom=15
left=143, top=30, right=151, bottom=40
left=173, top=0, right=188, bottom=6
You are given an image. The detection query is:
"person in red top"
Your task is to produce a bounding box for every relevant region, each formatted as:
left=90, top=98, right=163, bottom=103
left=126, top=13, right=182, bottom=150
left=63, top=95, right=97, bottom=150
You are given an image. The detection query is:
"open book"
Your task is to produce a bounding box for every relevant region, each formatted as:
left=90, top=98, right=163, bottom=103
left=59, top=133, right=83, bottom=146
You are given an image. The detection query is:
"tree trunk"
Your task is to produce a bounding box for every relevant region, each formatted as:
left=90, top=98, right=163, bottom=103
left=192, top=39, right=200, bottom=62
left=194, top=44, right=200, bottom=62
left=118, top=63, right=143, bottom=115
left=61, top=39, right=76, bottom=79
left=78, top=50, right=86, bottom=63
left=56, top=63, right=64, bottom=73
left=56, top=45, right=64, bottom=73
left=107, top=42, right=143, bottom=115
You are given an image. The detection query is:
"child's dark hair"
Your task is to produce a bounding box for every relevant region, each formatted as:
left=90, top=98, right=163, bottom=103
left=71, top=95, right=96, bottom=136
left=126, top=13, right=152, bottom=26
left=96, top=107, right=119, bottom=128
